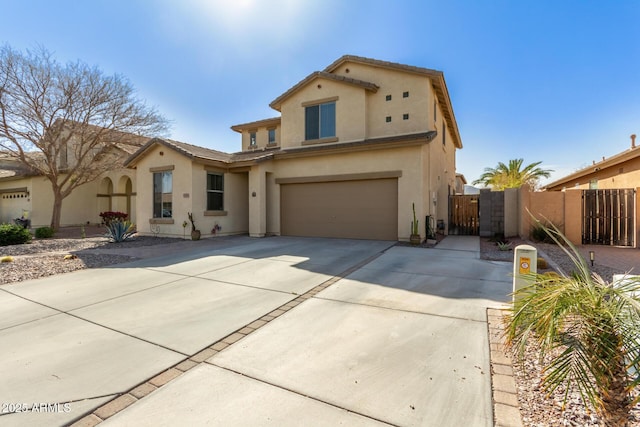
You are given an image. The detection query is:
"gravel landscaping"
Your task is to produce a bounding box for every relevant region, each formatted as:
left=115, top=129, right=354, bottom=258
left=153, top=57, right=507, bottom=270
left=0, top=234, right=182, bottom=285
left=481, top=237, right=640, bottom=426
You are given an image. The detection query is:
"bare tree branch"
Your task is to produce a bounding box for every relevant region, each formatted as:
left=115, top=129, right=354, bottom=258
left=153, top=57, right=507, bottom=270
left=0, top=44, right=169, bottom=228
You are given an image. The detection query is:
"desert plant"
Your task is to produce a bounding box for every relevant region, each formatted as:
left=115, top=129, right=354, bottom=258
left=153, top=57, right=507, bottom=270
left=472, top=158, right=553, bottom=190
left=35, top=226, right=55, bottom=239
left=411, top=203, right=419, bottom=236
left=1, top=255, right=14, bottom=262
left=496, top=241, right=512, bottom=251
left=105, top=221, right=136, bottom=243
left=531, top=223, right=554, bottom=243
left=187, top=212, right=200, bottom=240
left=187, top=212, right=197, bottom=232
left=0, top=223, right=32, bottom=246
left=505, top=219, right=640, bottom=425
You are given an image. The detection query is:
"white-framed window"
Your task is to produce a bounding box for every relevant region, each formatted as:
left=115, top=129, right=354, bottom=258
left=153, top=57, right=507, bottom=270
left=153, top=171, right=172, bottom=218
left=249, top=132, right=257, bottom=147
left=207, top=173, right=224, bottom=211
left=305, top=101, right=335, bottom=140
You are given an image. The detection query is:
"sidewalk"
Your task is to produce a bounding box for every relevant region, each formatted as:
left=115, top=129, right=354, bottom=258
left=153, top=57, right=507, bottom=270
left=576, top=244, right=640, bottom=274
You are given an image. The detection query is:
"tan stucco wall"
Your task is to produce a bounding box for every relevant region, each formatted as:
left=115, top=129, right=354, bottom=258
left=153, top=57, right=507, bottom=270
left=276, top=65, right=439, bottom=150
left=132, top=144, right=249, bottom=238
left=331, top=63, right=434, bottom=139
left=504, top=188, right=519, bottom=237
left=0, top=167, right=136, bottom=228
left=279, top=79, right=366, bottom=148
left=519, top=186, right=582, bottom=245
left=247, top=144, right=436, bottom=240
left=241, top=125, right=281, bottom=151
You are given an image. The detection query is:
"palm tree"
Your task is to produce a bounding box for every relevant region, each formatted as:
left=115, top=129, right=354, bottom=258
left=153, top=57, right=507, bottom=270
left=506, top=220, right=640, bottom=426
left=472, top=158, right=552, bottom=190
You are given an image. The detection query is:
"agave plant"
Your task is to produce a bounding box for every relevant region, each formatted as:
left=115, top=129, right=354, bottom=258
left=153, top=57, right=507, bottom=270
left=105, top=220, right=136, bottom=243
left=506, top=219, right=640, bottom=426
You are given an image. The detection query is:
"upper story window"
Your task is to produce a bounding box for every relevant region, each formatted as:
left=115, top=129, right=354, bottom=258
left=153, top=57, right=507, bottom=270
left=305, top=101, right=335, bottom=140
left=207, top=173, right=224, bottom=211
left=268, top=129, right=276, bottom=145
left=403, top=91, right=409, bottom=98
left=433, top=99, right=437, bottom=122
left=153, top=171, right=172, bottom=218
left=442, top=123, right=446, bottom=146
left=249, top=132, right=257, bottom=147
left=385, top=94, right=392, bottom=101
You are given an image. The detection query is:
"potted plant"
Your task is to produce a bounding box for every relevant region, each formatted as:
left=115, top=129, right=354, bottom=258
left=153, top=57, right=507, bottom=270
left=187, top=212, right=200, bottom=240
left=410, top=203, right=421, bottom=245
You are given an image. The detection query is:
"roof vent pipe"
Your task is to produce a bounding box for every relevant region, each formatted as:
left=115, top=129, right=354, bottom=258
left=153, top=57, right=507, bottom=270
left=631, top=134, right=637, bottom=149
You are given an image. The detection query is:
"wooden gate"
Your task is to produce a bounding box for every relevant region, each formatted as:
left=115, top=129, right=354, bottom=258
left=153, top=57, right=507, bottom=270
left=449, top=195, right=479, bottom=235
left=582, top=189, right=635, bottom=246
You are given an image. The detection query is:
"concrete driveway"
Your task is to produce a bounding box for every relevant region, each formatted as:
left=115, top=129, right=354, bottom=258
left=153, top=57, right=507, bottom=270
left=0, top=236, right=512, bottom=426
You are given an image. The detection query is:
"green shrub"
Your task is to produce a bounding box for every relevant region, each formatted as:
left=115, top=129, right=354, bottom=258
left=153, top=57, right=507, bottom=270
left=531, top=224, right=554, bottom=243
left=35, top=226, right=55, bottom=239
left=0, top=223, right=32, bottom=246
left=105, top=221, right=136, bottom=243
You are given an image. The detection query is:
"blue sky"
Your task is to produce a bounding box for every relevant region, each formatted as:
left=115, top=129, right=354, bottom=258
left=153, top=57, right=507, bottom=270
left=2, top=0, right=639, bottom=185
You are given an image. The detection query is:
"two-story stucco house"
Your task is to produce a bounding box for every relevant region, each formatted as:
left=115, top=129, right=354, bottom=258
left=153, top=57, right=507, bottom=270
left=125, top=55, right=463, bottom=241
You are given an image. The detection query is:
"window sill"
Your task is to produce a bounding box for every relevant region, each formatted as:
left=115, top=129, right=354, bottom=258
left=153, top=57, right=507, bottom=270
left=301, top=137, right=339, bottom=146
left=149, top=218, right=174, bottom=224
left=204, top=211, right=227, bottom=216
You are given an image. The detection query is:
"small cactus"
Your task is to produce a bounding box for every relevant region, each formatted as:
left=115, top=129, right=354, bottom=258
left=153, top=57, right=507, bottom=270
left=1, top=256, right=14, bottom=263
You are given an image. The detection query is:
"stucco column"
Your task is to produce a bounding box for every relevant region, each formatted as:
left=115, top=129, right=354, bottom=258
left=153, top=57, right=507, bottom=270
left=248, top=166, right=266, bottom=237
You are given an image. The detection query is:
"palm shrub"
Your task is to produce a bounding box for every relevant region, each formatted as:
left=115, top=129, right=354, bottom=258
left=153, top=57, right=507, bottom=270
left=506, top=220, right=640, bottom=426
left=0, top=223, right=32, bottom=246
left=105, top=221, right=136, bottom=243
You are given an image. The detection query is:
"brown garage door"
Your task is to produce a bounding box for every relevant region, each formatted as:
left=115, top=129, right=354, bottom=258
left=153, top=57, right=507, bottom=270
left=281, top=178, right=398, bottom=240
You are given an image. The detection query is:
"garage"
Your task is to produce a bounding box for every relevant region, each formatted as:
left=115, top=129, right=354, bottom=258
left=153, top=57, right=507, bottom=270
left=280, top=178, right=398, bottom=240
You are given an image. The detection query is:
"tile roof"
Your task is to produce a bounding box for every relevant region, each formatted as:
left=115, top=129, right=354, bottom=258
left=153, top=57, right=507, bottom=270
left=273, top=131, right=437, bottom=159
left=231, top=117, right=281, bottom=133
left=0, top=151, right=46, bottom=180
left=269, top=71, right=379, bottom=111
left=323, top=55, right=444, bottom=77
left=544, top=144, right=640, bottom=190
left=125, top=138, right=285, bottom=167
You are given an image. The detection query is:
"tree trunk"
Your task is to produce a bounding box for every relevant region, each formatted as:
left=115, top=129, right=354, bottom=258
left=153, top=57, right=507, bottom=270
left=50, top=190, right=64, bottom=231
left=599, top=338, right=631, bottom=426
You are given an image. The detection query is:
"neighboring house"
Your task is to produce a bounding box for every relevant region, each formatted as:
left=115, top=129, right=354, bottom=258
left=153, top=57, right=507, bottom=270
left=544, top=135, right=640, bottom=191
left=455, top=173, right=467, bottom=194
left=126, top=55, right=463, bottom=241
left=539, top=134, right=640, bottom=247
left=0, top=127, right=149, bottom=227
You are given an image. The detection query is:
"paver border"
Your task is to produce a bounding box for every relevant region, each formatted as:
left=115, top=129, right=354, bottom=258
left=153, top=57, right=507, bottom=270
left=487, top=308, right=523, bottom=427
left=67, top=251, right=386, bottom=426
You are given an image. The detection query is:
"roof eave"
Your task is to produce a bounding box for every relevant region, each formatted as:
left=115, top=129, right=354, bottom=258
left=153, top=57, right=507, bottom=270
left=544, top=147, right=640, bottom=190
